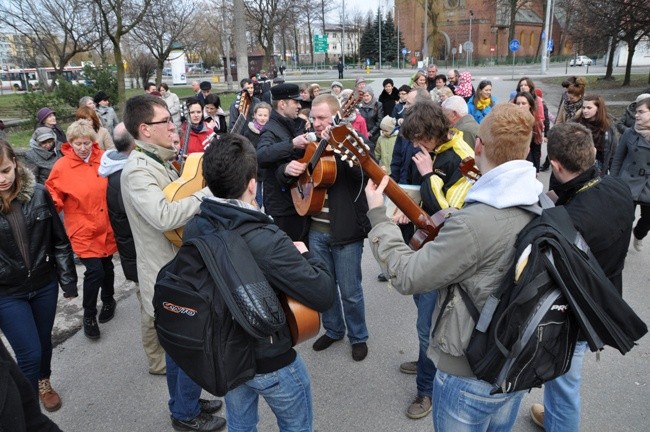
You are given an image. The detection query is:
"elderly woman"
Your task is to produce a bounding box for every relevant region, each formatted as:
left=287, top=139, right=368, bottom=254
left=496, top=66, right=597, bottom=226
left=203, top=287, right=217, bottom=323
left=35, top=107, right=66, bottom=147
left=0, top=139, right=77, bottom=412
left=24, top=127, right=61, bottom=184
left=45, top=119, right=117, bottom=340
left=159, top=83, right=181, bottom=128
left=75, top=106, right=114, bottom=151
left=611, top=96, right=650, bottom=252
left=358, top=88, right=384, bottom=143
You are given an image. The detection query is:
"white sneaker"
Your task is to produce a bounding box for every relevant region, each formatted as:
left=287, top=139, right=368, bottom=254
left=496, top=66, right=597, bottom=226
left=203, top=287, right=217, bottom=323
left=633, top=236, right=643, bottom=252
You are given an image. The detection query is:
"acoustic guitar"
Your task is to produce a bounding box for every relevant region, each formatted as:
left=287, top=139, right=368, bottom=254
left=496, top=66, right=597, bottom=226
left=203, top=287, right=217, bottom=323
left=280, top=294, right=321, bottom=346
left=290, top=90, right=364, bottom=215
left=329, top=126, right=481, bottom=250
left=230, top=91, right=252, bottom=135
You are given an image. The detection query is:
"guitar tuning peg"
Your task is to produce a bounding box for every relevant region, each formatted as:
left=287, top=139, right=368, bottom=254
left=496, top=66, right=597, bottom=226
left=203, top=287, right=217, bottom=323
left=333, top=148, right=341, bottom=155
left=347, top=159, right=354, bottom=168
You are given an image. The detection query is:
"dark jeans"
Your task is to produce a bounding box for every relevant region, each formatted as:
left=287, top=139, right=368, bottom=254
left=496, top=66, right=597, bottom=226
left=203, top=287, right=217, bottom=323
left=0, top=279, right=58, bottom=392
left=80, top=256, right=115, bottom=318
left=527, top=142, right=542, bottom=172
left=634, top=203, right=650, bottom=240
left=414, top=292, right=438, bottom=397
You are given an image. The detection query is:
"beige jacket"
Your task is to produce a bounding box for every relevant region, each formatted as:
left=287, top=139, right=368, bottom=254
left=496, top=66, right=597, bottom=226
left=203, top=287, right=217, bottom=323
left=121, top=140, right=210, bottom=317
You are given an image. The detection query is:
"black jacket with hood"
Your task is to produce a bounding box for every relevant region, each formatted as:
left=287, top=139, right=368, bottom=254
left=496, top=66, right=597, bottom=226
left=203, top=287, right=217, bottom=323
left=183, top=198, right=335, bottom=373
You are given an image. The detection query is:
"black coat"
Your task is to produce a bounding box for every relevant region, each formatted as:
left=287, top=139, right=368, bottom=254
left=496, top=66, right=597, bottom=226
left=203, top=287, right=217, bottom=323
left=184, top=199, right=335, bottom=373
left=555, top=167, right=635, bottom=292
left=256, top=110, right=306, bottom=217
left=378, top=89, right=399, bottom=120
left=0, top=168, right=77, bottom=297
left=106, top=169, right=138, bottom=283
left=0, top=340, right=62, bottom=432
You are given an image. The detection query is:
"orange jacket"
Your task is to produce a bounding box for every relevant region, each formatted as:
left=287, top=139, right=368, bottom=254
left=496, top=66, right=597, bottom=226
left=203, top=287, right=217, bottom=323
left=45, top=143, right=117, bottom=258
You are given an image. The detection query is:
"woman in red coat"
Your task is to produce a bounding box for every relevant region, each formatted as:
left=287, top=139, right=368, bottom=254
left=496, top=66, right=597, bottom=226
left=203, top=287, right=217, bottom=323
left=46, top=119, right=117, bottom=340
left=181, top=97, right=217, bottom=154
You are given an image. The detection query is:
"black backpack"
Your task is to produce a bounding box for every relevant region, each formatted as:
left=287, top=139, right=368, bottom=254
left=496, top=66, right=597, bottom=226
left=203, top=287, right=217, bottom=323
left=460, top=200, right=647, bottom=394
left=153, top=225, right=286, bottom=396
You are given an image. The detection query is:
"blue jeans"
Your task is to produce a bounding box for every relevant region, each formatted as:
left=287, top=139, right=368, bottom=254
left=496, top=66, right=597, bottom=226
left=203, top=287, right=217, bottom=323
left=414, top=292, right=438, bottom=397
left=0, top=279, right=58, bottom=392
left=433, top=371, right=525, bottom=432
left=543, top=341, right=588, bottom=432
left=165, top=353, right=202, bottom=421
left=79, top=256, right=114, bottom=317
left=225, top=355, right=312, bottom=432
left=308, top=230, right=368, bottom=344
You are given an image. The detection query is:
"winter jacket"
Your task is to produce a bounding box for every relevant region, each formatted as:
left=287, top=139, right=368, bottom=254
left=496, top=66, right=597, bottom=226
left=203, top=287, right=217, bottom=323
left=375, top=130, right=398, bottom=170
left=555, top=167, right=634, bottom=292
left=96, top=105, right=119, bottom=137
left=121, top=139, right=211, bottom=317
left=0, top=339, right=63, bottom=432
left=96, top=127, right=115, bottom=151
left=391, top=102, right=406, bottom=121
left=98, top=149, right=138, bottom=283
left=181, top=122, right=214, bottom=154
left=256, top=110, right=306, bottom=218
left=310, top=155, right=371, bottom=246
left=183, top=198, right=335, bottom=373
left=0, top=167, right=77, bottom=298
left=467, top=96, right=496, bottom=124
left=45, top=142, right=117, bottom=259
left=616, top=102, right=637, bottom=134
left=453, top=115, right=480, bottom=149
left=358, top=99, right=384, bottom=143
left=160, top=91, right=181, bottom=127
left=611, top=128, right=650, bottom=204
left=368, top=160, right=542, bottom=377
left=378, top=90, right=399, bottom=122
left=23, top=137, right=61, bottom=184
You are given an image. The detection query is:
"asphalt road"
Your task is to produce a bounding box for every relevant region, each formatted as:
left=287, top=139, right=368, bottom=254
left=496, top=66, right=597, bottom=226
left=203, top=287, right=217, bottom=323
left=37, top=67, right=650, bottom=431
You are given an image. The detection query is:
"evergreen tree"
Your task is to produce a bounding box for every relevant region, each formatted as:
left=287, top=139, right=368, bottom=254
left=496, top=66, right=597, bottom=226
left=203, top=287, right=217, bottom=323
left=359, top=14, right=377, bottom=63
left=384, top=11, right=396, bottom=62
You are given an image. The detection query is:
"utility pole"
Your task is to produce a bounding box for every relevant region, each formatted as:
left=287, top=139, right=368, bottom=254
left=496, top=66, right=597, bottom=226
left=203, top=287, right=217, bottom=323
left=378, top=5, right=382, bottom=69
left=222, top=0, right=232, bottom=89
left=234, top=0, right=248, bottom=82
left=342, top=0, right=346, bottom=68
left=541, top=0, right=552, bottom=74
left=423, top=0, right=428, bottom=64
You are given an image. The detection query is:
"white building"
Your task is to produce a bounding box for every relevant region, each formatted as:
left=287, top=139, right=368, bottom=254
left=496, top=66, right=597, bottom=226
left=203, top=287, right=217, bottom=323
left=614, top=36, right=650, bottom=67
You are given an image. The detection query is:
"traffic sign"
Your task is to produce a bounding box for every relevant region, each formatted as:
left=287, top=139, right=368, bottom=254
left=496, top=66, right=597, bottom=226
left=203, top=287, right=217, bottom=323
left=509, top=39, right=520, bottom=52
left=313, top=34, right=329, bottom=53
left=547, top=40, right=554, bottom=52
left=463, top=41, right=474, bottom=53
left=401, top=48, right=407, bottom=56
left=451, top=47, right=457, bottom=55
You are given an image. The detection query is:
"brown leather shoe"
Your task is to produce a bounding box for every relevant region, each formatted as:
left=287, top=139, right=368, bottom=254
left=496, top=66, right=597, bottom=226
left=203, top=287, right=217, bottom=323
left=406, top=395, right=432, bottom=419
left=39, top=378, right=62, bottom=412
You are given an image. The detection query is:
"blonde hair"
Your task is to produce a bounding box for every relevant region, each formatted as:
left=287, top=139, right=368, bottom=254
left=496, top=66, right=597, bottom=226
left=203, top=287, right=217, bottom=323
left=66, top=119, right=97, bottom=143
left=311, top=94, right=340, bottom=115
left=479, top=103, right=534, bottom=166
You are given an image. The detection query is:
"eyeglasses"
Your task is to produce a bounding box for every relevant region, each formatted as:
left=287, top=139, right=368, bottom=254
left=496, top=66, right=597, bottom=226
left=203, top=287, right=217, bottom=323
left=145, top=117, right=173, bottom=126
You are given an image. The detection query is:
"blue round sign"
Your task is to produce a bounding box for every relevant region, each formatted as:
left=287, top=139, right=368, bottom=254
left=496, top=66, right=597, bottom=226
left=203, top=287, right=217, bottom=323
left=509, top=40, right=521, bottom=52
left=402, top=48, right=407, bottom=56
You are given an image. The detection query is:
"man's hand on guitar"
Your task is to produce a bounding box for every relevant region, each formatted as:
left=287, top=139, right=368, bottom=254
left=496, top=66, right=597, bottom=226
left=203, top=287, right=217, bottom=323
left=392, top=208, right=410, bottom=225
left=365, top=176, right=389, bottom=210
left=284, top=160, right=307, bottom=177
left=412, top=144, right=433, bottom=176
left=293, top=241, right=308, bottom=254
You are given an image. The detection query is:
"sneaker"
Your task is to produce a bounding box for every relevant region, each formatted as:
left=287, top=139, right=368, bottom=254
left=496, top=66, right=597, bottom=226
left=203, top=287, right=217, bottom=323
left=98, top=300, right=116, bottom=323
left=312, top=334, right=342, bottom=352
left=171, top=412, right=226, bottom=431
left=399, top=361, right=417, bottom=374
left=38, top=378, right=62, bottom=412
left=199, top=398, right=223, bottom=414
left=351, top=342, right=368, bottom=361
left=83, top=316, right=100, bottom=339
left=377, top=273, right=388, bottom=282
left=530, top=403, right=545, bottom=428
left=406, top=395, right=432, bottom=419
left=633, top=236, right=643, bottom=252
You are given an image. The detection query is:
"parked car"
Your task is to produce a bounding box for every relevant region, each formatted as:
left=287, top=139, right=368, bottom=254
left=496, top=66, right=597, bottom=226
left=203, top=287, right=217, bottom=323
left=570, top=56, right=593, bottom=67
left=163, top=67, right=172, bottom=76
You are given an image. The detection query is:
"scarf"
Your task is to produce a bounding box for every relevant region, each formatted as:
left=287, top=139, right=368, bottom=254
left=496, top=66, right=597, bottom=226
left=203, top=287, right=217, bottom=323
left=635, top=124, right=650, bottom=141
left=579, top=117, right=605, bottom=151
left=252, top=120, right=266, bottom=132
left=475, top=97, right=492, bottom=111
left=563, top=98, right=583, bottom=121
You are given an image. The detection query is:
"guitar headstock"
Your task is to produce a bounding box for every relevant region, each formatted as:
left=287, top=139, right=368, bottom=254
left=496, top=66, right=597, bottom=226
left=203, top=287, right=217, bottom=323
left=459, top=157, right=481, bottom=183
left=236, top=90, right=251, bottom=117
left=179, top=102, right=188, bottom=123
left=339, top=90, right=364, bottom=120
left=329, top=125, right=371, bottom=167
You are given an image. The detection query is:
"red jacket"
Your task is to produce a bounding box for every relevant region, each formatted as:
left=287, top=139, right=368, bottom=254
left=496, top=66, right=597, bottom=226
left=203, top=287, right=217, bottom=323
left=181, top=122, right=214, bottom=154
left=45, top=143, right=117, bottom=258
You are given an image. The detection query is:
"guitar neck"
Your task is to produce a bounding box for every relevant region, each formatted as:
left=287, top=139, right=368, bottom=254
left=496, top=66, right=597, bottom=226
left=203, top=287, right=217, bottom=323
left=358, top=157, right=437, bottom=232
left=232, top=112, right=246, bottom=134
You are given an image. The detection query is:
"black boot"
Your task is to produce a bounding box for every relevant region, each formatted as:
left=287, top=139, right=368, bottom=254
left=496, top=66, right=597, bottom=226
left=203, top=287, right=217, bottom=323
left=83, top=316, right=100, bottom=339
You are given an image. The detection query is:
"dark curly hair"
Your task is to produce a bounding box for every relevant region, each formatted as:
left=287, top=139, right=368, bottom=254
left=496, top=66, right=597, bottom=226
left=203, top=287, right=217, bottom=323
left=400, top=100, right=449, bottom=144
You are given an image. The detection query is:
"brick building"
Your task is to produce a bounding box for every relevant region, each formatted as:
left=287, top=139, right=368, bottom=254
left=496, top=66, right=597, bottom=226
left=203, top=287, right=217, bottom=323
left=395, top=0, right=570, bottom=64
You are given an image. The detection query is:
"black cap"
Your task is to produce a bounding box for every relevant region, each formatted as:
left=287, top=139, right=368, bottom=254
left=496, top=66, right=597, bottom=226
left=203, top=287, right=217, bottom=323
left=199, top=81, right=211, bottom=91
left=93, top=91, right=109, bottom=104
left=270, top=83, right=302, bottom=101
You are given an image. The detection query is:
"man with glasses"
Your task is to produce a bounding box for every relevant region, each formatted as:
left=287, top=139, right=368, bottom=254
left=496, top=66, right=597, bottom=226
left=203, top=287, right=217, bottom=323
left=121, top=95, right=225, bottom=432
left=446, top=69, right=460, bottom=94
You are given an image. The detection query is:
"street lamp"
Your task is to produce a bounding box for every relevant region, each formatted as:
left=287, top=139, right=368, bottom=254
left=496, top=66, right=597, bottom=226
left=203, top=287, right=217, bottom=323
left=467, top=10, right=473, bottom=67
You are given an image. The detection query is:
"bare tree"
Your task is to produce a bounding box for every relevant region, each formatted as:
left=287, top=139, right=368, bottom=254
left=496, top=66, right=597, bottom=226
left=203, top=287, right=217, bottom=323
left=0, top=0, right=97, bottom=90
left=131, top=0, right=197, bottom=85
left=90, top=0, right=153, bottom=107
left=244, top=0, right=292, bottom=68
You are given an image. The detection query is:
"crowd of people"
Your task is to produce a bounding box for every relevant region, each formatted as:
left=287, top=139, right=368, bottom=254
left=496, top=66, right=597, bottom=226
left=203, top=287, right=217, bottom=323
left=0, top=63, right=648, bottom=432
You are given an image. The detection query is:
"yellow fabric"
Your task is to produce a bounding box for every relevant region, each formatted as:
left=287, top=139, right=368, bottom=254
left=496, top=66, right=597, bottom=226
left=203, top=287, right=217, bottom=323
left=475, top=97, right=492, bottom=111
left=427, top=133, right=475, bottom=210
